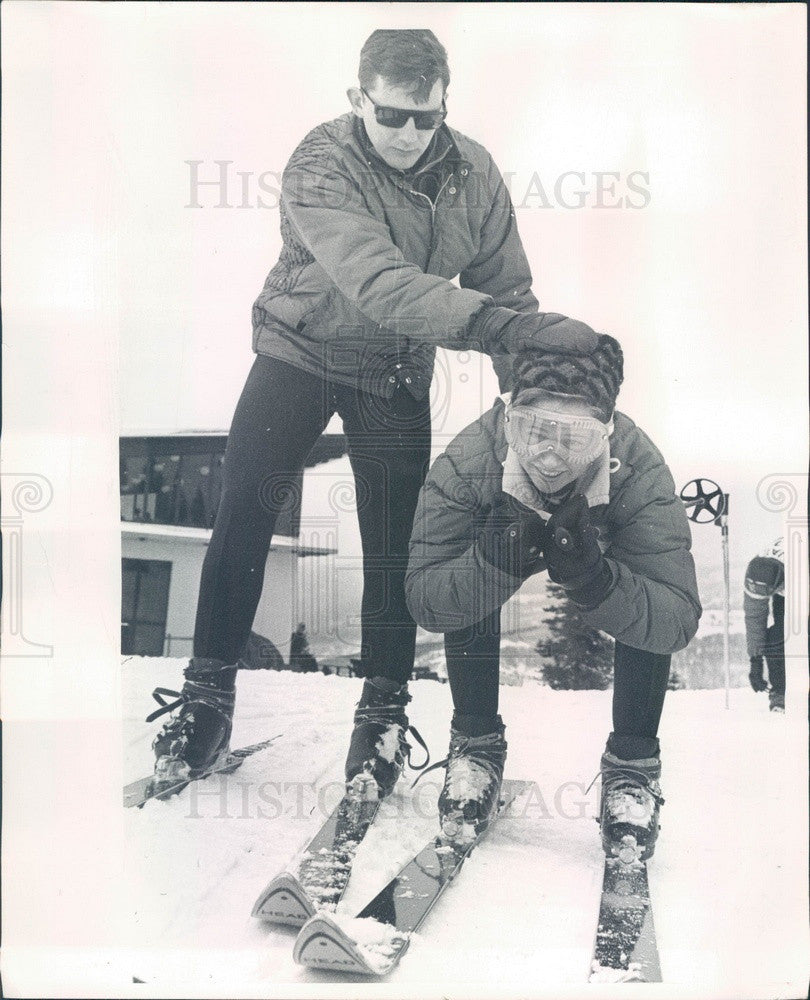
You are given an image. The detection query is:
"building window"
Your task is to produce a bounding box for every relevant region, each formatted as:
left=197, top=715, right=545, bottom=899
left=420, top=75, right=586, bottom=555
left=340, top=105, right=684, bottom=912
left=120, top=433, right=347, bottom=533
left=120, top=438, right=226, bottom=529
left=122, top=558, right=172, bottom=656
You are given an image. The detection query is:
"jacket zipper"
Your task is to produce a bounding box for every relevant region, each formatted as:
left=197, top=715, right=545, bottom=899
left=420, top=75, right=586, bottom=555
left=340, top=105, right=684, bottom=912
left=386, top=173, right=457, bottom=382
left=409, top=172, right=454, bottom=259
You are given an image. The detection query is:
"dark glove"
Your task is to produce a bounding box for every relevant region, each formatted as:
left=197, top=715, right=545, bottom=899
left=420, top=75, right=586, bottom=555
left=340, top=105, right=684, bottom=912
left=748, top=656, right=768, bottom=693
left=469, top=306, right=599, bottom=356
left=543, top=493, right=614, bottom=609
left=477, top=491, right=549, bottom=578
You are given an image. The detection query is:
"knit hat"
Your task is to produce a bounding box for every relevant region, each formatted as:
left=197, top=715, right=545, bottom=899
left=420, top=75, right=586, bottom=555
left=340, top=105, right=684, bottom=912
left=744, top=556, right=784, bottom=598
left=512, top=334, right=624, bottom=421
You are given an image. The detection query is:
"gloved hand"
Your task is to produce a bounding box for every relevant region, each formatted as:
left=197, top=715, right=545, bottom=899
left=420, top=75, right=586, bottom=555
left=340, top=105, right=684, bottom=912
left=748, top=656, right=768, bottom=693
left=477, top=491, right=548, bottom=578
left=543, top=493, right=614, bottom=609
left=470, top=306, right=599, bottom=357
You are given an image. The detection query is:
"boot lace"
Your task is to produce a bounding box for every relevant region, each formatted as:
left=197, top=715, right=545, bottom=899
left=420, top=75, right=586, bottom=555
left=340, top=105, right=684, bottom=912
left=353, top=696, right=431, bottom=772
left=413, top=730, right=505, bottom=789
left=146, top=682, right=235, bottom=727
left=147, top=683, right=235, bottom=762
left=591, top=768, right=665, bottom=828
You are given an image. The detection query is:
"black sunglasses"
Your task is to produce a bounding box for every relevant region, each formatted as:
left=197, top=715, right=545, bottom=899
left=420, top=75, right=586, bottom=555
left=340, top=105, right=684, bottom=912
left=360, top=88, right=447, bottom=131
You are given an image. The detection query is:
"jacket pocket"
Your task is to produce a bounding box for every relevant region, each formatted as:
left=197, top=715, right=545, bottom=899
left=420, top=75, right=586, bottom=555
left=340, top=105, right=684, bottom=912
left=296, top=287, right=376, bottom=345
left=294, top=286, right=336, bottom=337
left=254, top=261, right=334, bottom=337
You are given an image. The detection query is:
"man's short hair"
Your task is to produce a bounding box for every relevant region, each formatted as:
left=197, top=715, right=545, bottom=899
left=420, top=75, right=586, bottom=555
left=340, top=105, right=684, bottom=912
left=359, top=29, right=450, bottom=102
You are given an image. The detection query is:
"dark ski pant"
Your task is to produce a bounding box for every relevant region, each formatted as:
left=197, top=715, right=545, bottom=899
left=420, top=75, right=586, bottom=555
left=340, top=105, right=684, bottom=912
left=764, top=593, right=786, bottom=698
left=764, top=640, right=786, bottom=698
left=445, top=609, right=670, bottom=759
left=194, top=355, right=431, bottom=683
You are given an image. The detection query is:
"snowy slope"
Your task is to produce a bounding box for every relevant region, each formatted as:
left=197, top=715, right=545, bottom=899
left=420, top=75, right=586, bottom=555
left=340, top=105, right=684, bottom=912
left=123, top=659, right=808, bottom=998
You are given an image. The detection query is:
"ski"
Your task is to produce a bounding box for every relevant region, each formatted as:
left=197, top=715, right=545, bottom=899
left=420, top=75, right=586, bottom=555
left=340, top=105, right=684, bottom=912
left=252, top=773, right=381, bottom=927
left=123, top=735, right=282, bottom=809
left=589, top=856, right=661, bottom=983
left=292, top=778, right=532, bottom=976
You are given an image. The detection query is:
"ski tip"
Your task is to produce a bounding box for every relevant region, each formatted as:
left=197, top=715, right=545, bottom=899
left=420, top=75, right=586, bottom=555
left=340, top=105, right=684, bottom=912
left=293, top=915, right=378, bottom=975
left=251, top=873, right=315, bottom=926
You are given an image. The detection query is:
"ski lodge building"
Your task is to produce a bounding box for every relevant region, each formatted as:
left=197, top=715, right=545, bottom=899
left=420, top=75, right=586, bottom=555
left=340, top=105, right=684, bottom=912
left=120, top=431, right=346, bottom=664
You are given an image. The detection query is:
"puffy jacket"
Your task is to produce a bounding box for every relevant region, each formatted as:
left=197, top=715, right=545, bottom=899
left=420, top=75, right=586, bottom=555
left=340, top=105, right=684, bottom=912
left=743, top=553, right=785, bottom=657
left=252, top=114, right=538, bottom=397
left=405, top=399, right=702, bottom=654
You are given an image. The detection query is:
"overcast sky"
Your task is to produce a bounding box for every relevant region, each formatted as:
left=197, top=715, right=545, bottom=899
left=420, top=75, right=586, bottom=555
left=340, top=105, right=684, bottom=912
left=4, top=1, right=807, bottom=601
left=116, top=5, right=803, bottom=550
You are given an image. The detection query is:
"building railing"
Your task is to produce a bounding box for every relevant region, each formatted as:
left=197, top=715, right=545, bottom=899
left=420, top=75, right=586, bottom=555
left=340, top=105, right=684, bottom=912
left=164, top=634, right=194, bottom=658
left=120, top=433, right=347, bottom=533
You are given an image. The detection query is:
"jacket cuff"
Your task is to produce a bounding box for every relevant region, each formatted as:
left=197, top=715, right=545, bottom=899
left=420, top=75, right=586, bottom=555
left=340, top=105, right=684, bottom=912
left=564, top=559, right=616, bottom=610
left=466, top=303, right=513, bottom=355
left=474, top=538, right=542, bottom=581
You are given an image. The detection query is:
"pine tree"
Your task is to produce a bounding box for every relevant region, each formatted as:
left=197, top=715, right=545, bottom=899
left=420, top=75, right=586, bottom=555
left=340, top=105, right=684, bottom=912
left=535, top=583, right=614, bottom=689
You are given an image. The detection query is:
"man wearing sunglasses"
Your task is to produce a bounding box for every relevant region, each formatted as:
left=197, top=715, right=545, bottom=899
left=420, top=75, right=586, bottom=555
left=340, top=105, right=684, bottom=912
left=146, top=29, right=599, bottom=799
left=405, top=337, right=701, bottom=862
left=355, top=85, right=448, bottom=170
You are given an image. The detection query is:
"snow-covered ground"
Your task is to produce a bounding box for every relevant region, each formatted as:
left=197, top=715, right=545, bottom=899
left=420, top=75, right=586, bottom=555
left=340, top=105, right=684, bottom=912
left=122, top=659, right=808, bottom=998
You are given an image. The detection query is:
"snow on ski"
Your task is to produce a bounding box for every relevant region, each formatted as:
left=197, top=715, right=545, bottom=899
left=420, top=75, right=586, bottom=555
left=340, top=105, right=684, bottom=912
left=123, top=735, right=282, bottom=808
left=293, top=778, right=532, bottom=976
left=589, top=856, right=661, bottom=983
left=252, top=775, right=382, bottom=927
left=121, top=668, right=807, bottom=992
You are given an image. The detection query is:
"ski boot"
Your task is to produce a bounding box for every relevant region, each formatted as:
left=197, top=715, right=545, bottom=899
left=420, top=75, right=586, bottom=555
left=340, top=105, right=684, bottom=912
left=436, top=714, right=508, bottom=845
left=599, top=747, right=664, bottom=863
left=769, top=691, right=785, bottom=713
left=344, top=676, right=429, bottom=800
left=146, top=658, right=237, bottom=795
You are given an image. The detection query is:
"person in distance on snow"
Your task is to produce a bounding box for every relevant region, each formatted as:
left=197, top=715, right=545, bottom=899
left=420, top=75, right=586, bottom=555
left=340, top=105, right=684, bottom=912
left=146, top=28, right=598, bottom=792
left=743, top=539, right=785, bottom=713
left=403, top=334, right=702, bottom=862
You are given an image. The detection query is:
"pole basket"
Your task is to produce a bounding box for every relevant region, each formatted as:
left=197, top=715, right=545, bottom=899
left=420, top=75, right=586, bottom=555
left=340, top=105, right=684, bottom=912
left=679, top=478, right=727, bottom=526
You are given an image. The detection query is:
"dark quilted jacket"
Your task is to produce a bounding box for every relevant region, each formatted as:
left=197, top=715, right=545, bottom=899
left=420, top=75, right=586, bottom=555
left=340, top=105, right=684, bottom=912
left=405, top=399, right=702, bottom=653
left=743, top=555, right=784, bottom=657
left=252, top=114, right=538, bottom=396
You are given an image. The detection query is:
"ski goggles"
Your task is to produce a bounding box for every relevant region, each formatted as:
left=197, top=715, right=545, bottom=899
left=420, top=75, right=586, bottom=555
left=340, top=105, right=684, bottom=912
left=504, top=405, right=610, bottom=468
left=361, top=89, right=447, bottom=130
left=744, top=557, right=784, bottom=598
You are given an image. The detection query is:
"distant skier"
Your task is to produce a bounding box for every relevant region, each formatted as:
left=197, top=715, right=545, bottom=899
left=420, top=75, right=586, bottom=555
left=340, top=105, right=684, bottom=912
left=743, top=539, right=785, bottom=712
left=404, top=335, right=702, bottom=862
left=289, top=624, right=319, bottom=674
left=145, top=28, right=598, bottom=794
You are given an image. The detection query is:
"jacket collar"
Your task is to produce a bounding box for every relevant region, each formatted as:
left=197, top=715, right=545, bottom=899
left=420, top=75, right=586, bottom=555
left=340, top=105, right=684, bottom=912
left=351, top=115, right=465, bottom=181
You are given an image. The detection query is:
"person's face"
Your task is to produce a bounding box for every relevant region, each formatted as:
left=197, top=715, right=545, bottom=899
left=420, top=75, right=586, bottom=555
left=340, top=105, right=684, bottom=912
left=349, top=77, right=445, bottom=170
left=506, top=391, right=610, bottom=496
